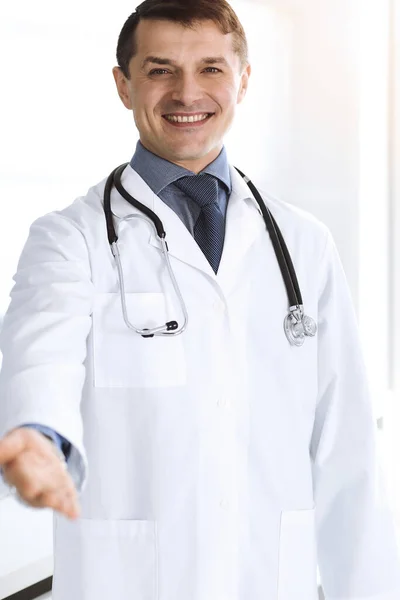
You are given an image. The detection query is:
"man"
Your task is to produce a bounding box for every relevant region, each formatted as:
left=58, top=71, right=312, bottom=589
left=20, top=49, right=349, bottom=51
left=0, top=1, right=399, bottom=599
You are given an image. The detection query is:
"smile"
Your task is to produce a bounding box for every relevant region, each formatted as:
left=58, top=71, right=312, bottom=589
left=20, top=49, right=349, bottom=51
left=162, top=113, right=214, bottom=126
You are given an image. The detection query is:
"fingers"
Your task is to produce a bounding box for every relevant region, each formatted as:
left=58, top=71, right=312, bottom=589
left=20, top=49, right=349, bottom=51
left=31, top=488, right=81, bottom=520
left=5, top=463, right=81, bottom=520
left=1, top=431, right=81, bottom=520
left=33, top=465, right=80, bottom=519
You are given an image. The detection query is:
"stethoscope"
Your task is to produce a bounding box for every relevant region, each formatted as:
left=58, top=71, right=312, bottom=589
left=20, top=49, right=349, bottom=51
left=103, top=163, right=317, bottom=347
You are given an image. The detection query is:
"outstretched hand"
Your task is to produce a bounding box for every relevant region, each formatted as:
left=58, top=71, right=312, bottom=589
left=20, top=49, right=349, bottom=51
left=0, top=427, right=80, bottom=520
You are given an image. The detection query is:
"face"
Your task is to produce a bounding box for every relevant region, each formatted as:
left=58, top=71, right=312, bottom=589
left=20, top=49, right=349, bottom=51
left=113, top=19, right=251, bottom=173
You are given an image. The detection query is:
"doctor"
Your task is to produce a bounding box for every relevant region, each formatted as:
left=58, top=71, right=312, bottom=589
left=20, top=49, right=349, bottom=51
left=0, top=0, right=400, bottom=598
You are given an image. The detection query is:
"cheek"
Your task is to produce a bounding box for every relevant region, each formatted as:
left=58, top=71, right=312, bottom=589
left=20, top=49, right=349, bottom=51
left=217, top=89, right=238, bottom=118
left=212, top=81, right=240, bottom=110
left=132, top=85, right=161, bottom=116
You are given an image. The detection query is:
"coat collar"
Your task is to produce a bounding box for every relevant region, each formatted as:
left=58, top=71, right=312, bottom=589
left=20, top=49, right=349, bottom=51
left=109, top=164, right=264, bottom=289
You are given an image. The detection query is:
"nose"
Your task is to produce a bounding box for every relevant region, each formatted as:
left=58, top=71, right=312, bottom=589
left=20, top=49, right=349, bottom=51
left=170, top=73, right=204, bottom=107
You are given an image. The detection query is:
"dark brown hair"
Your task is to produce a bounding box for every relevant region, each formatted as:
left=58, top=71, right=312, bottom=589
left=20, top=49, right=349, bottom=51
left=116, top=0, right=249, bottom=78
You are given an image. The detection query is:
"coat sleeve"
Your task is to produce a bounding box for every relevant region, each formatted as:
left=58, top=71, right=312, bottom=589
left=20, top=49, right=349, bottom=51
left=310, top=229, right=400, bottom=600
left=20, top=423, right=72, bottom=460
left=0, top=211, right=94, bottom=494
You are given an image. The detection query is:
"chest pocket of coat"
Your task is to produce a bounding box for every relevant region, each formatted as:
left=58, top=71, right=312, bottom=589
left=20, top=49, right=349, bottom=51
left=92, top=292, right=186, bottom=388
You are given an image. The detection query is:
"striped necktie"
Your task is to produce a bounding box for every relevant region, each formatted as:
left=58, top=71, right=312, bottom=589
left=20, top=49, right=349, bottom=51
left=174, top=174, right=225, bottom=273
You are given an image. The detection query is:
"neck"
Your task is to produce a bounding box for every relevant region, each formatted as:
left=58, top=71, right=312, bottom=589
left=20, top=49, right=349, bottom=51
left=139, top=140, right=223, bottom=174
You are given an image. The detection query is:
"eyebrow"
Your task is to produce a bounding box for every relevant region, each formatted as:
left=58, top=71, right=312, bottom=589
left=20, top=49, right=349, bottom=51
left=141, top=56, right=230, bottom=69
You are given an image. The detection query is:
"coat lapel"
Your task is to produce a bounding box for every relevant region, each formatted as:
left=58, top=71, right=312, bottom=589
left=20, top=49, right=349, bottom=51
left=110, top=165, right=214, bottom=276
left=109, top=164, right=265, bottom=284
left=216, top=166, right=265, bottom=292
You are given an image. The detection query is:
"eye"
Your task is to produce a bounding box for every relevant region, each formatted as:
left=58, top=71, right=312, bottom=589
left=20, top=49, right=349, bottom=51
left=204, top=67, right=222, bottom=73
left=149, top=69, right=170, bottom=76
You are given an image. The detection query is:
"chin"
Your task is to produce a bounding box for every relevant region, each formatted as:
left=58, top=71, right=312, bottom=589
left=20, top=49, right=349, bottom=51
left=169, top=141, right=215, bottom=158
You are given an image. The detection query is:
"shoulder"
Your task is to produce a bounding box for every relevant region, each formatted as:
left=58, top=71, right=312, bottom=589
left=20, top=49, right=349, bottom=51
left=259, top=187, right=330, bottom=236
left=30, top=175, right=109, bottom=236
left=19, top=176, right=110, bottom=272
left=58, top=175, right=108, bottom=225
left=256, top=186, right=332, bottom=258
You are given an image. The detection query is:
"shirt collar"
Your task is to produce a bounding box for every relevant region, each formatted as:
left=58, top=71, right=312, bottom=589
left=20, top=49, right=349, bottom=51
left=130, top=140, right=232, bottom=196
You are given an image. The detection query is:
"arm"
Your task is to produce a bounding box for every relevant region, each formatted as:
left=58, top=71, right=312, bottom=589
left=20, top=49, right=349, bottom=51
left=0, top=211, right=94, bottom=494
left=311, top=230, right=400, bottom=599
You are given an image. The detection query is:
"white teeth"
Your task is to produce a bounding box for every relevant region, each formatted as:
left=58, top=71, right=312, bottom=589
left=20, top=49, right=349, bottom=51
left=165, top=113, right=210, bottom=123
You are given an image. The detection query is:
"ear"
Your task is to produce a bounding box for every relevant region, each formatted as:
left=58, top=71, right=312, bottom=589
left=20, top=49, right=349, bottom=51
left=112, top=66, right=133, bottom=110
left=237, top=63, right=251, bottom=104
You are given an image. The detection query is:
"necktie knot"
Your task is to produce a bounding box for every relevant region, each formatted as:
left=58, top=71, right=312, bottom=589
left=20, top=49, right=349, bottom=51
left=174, top=174, right=219, bottom=208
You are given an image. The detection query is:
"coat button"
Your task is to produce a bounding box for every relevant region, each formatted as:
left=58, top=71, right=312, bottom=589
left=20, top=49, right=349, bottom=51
left=219, top=499, right=230, bottom=510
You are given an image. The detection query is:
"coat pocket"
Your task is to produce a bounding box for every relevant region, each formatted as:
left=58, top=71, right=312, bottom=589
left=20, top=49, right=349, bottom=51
left=92, top=292, right=186, bottom=388
left=277, top=506, right=318, bottom=600
left=52, top=516, right=158, bottom=600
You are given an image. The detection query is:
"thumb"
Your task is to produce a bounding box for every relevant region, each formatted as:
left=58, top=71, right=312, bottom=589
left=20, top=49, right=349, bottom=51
left=0, top=428, right=30, bottom=467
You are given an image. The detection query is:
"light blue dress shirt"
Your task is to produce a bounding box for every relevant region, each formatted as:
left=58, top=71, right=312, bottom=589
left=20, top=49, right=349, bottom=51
left=131, top=140, right=232, bottom=234
left=23, top=141, right=232, bottom=460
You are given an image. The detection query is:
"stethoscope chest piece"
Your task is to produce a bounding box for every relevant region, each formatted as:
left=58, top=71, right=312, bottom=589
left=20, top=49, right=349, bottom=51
left=284, top=307, right=318, bottom=347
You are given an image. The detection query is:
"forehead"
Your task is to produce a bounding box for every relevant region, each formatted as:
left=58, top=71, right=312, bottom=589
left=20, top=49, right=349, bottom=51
left=134, top=19, right=237, bottom=63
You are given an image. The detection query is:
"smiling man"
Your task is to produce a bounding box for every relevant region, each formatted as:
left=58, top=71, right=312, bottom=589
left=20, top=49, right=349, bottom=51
left=1, top=1, right=400, bottom=600
left=112, top=11, right=250, bottom=173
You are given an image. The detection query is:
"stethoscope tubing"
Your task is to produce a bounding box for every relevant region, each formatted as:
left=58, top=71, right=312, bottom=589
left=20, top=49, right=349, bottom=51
left=103, top=163, right=317, bottom=344
left=233, top=167, right=302, bottom=310
left=110, top=214, right=188, bottom=337
left=106, top=163, right=302, bottom=308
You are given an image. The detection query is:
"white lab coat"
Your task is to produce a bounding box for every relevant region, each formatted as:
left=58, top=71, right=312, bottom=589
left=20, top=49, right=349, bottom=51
left=0, top=164, right=399, bottom=600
